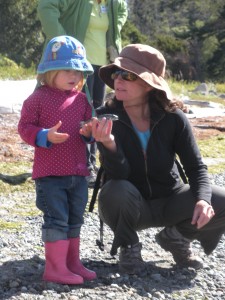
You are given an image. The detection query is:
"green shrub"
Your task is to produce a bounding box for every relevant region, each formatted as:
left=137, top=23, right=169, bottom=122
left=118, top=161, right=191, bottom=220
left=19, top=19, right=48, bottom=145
left=0, top=55, right=36, bottom=80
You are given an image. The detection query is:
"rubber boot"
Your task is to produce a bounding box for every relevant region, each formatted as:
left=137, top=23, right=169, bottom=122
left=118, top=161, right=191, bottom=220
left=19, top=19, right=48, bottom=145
left=43, top=240, right=84, bottom=285
left=67, top=237, right=97, bottom=281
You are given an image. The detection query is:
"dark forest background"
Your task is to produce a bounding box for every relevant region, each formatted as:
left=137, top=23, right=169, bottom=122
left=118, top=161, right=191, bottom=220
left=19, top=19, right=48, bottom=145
left=0, top=0, right=225, bottom=82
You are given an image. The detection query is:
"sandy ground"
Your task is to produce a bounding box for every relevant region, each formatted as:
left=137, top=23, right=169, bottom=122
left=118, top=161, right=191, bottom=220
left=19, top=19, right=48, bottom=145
left=0, top=80, right=36, bottom=114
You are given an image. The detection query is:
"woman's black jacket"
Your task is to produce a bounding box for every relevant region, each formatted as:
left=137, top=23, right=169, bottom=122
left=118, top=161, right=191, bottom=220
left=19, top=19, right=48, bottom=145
left=96, top=105, right=212, bottom=204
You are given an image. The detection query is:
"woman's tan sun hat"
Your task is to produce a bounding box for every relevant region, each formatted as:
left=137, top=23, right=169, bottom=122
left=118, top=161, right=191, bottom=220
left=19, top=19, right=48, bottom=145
left=99, top=43, right=173, bottom=100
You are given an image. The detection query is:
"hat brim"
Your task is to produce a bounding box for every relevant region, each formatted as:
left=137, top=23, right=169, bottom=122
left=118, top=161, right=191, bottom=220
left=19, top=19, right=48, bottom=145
left=99, top=56, right=172, bottom=100
left=37, top=58, right=94, bottom=75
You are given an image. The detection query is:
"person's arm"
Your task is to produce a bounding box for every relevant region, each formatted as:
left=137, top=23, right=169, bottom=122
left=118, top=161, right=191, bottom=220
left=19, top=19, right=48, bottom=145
left=36, top=121, right=69, bottom=146
left=107, top=0, right=128, bottom=60
left=174, top=110, right=214, bottom=228
left=79, top=94, right=94, bottom=141
left=18, top=95, right=44, bottom=147
left=174, top=110, right=211, bottom=202
left=37, top=0, right=68, bottom=38
left=191, top=200, right=215, bottom=229
left=117, top=0, right=128, bottom=31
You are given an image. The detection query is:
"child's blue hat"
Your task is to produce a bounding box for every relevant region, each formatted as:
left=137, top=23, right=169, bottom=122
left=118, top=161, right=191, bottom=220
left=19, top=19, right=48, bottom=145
left=37, top=35, right=94, bottom=75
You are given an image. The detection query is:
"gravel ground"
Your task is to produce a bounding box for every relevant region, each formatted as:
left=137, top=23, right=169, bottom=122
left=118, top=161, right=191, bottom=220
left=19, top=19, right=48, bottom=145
left=0, top=175, right=225, bottom=300
left=1, top=113, right=225, bottom=300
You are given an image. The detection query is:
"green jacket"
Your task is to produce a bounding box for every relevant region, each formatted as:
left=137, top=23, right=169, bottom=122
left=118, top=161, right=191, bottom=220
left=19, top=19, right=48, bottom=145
left=37, top=0, right=128, bottom=60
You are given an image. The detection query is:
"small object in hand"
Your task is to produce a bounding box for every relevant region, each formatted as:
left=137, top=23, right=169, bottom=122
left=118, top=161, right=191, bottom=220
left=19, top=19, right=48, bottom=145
left=80, top=114, right=118, bottom=127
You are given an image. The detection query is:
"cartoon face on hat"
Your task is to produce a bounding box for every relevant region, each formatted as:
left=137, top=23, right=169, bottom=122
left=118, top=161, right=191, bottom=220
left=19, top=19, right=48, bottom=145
left=37, top=35, right=93, bottom=76
left=99, top=44, right=172, bottom=100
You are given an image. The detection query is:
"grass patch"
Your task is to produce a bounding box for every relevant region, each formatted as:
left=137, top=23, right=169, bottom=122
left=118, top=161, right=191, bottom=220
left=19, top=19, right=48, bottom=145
left=197, top=134, right=225, bottom=174
left=9, top=202, right=41, bottom=217
left=0, top=55, right=36, bottom=80
left=0, top=180, right=34, bottom=194
left=0, top=65, right=36, bottom=80
left=208, top=162, right=225, bottom=174
left=0, top=220, right=24, bottom=231
left=0, top=161, right=32, bottom=174
left=168, top=79, right=225, bottom=105
left=197, top=135, right=225, bottom=158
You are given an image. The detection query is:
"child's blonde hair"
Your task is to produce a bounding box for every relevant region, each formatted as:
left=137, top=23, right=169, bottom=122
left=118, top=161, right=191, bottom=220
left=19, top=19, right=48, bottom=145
left=37, top=70, right=84, bottom=91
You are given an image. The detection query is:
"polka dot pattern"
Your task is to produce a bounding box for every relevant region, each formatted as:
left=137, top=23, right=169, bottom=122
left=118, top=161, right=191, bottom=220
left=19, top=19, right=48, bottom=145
left=18, top=86, right=92, bottom=179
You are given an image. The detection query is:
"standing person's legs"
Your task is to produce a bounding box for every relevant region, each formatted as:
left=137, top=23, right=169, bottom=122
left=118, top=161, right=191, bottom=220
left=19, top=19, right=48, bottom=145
left=35, top=176, right=85, bottom=284
left=36, top=175, right=89, bottom=239
left=90, top=65, right=106, bottom=109
left=36, top=176, right=73, bottom=241
left=85, top=65, right=106, bottom=186
left=67, top=176, right=89, bottom=238
left=66, top=176, right=97, bottom=280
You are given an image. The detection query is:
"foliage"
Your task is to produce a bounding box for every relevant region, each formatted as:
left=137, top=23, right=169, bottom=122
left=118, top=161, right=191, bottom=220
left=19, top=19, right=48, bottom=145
left=0, top=56, right=36, bottom=80
left=128, top=0, right=225, bottom=82
left=155, top=35, right=187, bottom=55
left=0, top=0, right=225, bottom=81
left=0, top=0, right=44, bottom=67
left=121, top=20, right=151, bottom=47
left=0, top=55, right=18, bottom=68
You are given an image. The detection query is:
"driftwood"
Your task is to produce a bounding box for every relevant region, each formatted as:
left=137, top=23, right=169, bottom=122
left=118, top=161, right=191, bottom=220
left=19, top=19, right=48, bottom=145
left=0, top=173, right=31, bottom=185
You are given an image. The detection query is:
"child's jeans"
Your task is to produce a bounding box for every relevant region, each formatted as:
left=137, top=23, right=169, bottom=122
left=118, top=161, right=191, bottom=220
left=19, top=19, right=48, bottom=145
left=35, top=175, right=88, bottom=242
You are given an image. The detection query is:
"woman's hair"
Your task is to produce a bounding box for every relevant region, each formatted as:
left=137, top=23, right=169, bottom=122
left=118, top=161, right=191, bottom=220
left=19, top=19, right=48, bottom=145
left=147, top=89, right=184, bottom=112
left=37, top=71, right=84, bottom=91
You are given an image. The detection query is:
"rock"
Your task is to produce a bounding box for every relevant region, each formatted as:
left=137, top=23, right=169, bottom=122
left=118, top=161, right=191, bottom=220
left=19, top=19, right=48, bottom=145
left=192, top=82, right=208, bottom=95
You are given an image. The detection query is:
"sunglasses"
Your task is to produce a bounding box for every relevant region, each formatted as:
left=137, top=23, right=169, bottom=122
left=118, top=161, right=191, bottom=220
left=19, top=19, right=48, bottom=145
left=111, top=70, right=138, bottom=81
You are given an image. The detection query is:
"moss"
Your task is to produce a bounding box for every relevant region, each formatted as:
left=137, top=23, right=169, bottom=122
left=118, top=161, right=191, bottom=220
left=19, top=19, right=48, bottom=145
left=207, top=162, right=225, bottom=174
left=197, top=135, right=225, bottom=158
left=0, top=220, right=24, bottom=231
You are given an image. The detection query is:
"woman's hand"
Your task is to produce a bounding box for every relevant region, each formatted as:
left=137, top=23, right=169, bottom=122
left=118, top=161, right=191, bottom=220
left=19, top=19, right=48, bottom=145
left=191, top=200, right=215, bottom=229
left=47, top=121, right=69, bottom=144
left=92, top=118, right=117, bottom=152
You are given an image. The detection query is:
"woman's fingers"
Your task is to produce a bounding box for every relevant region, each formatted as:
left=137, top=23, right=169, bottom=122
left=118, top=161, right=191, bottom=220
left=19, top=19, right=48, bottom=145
left=92, top=118, right=112, bottom=141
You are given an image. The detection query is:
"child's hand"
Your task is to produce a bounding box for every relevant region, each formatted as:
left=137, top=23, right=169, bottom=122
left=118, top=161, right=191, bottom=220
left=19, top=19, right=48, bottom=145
left=47, top=121, right=69, bottom=144
left=79, top=119, right=94, bottom=138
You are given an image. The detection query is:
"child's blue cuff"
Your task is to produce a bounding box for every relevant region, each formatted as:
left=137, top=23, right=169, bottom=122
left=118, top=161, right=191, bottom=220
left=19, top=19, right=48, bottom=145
left=36, top=129, right=52, bottom=148
left=81, top=135, right=95, bottom=143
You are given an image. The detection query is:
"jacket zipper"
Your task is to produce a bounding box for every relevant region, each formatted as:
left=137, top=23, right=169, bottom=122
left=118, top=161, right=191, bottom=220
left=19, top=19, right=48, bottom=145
left=144, top=114, right=165, bottom=199
left=120, top=112, right=165, bottom=199
left=121, top=120, right=154, bottom=199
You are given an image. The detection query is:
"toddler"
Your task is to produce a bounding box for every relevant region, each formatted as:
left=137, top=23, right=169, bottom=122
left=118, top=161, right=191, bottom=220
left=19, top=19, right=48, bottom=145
left=18, top=35, right=96, bottom=284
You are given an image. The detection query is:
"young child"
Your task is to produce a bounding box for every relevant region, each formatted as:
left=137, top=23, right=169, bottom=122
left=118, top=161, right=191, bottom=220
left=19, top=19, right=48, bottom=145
left=18, top=35, right=96, bottom=285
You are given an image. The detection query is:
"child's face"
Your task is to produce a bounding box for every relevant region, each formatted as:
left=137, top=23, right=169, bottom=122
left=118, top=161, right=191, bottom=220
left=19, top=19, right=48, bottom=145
left=54, top=70, right=83, bottom=91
